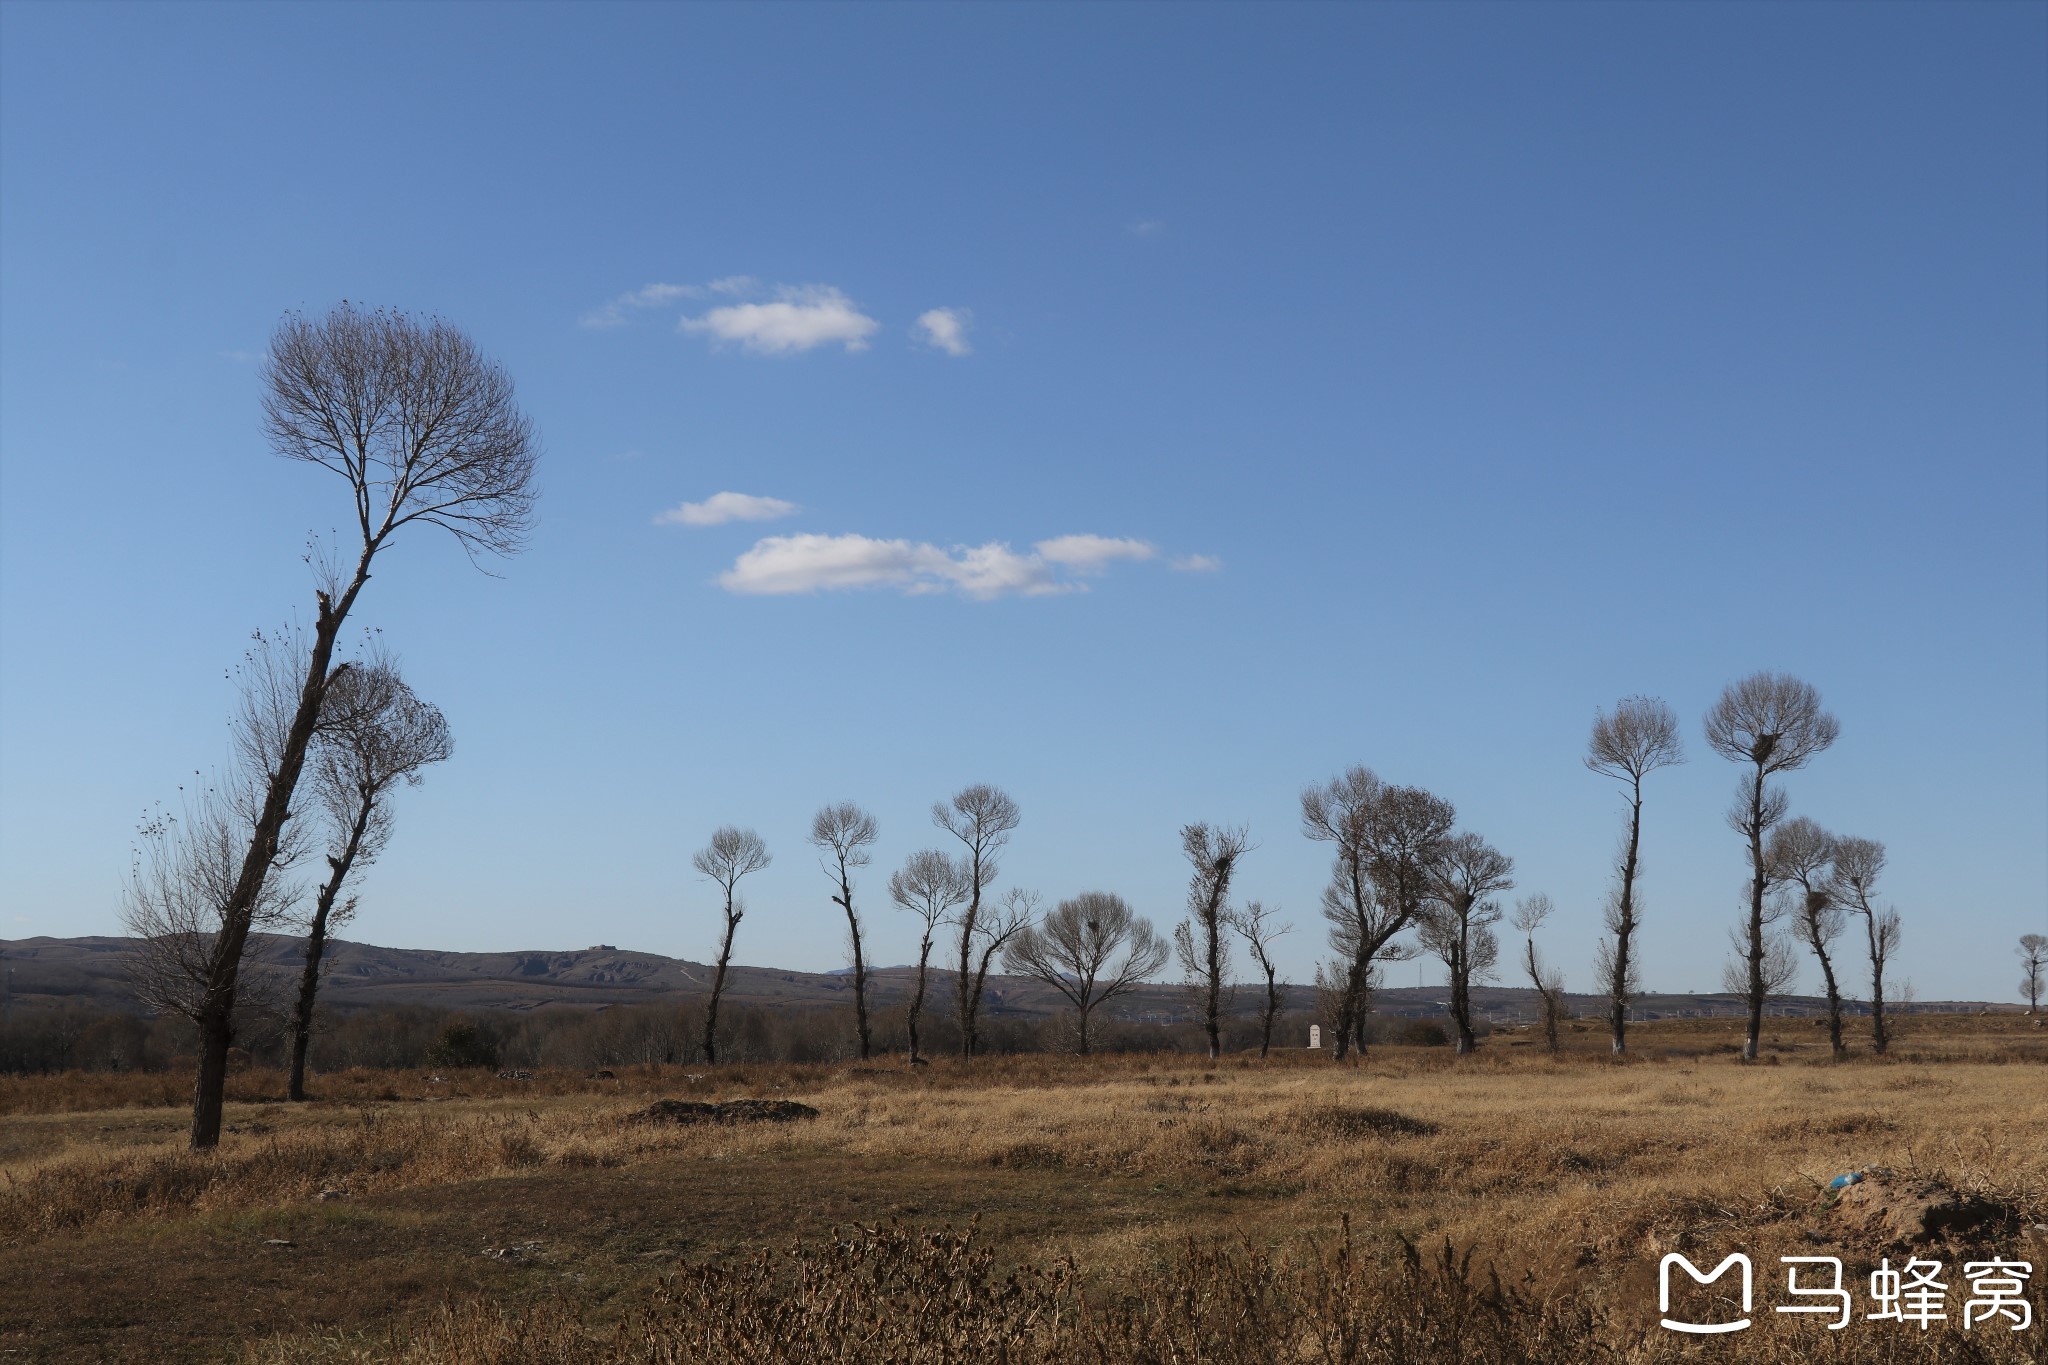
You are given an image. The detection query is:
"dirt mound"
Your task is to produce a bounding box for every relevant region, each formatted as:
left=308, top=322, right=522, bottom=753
left=1828, top=1168, right=2016, bottom=1245
left=637, top=1098, right=820, bottom=1125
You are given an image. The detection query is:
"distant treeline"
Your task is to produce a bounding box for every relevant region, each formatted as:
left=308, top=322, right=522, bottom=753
left=0, top=999, right=1379, bottom=1076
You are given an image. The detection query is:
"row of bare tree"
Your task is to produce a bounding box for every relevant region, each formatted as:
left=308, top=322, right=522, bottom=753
left=679, top=674, right=1924, bottom=1073
left=689, top=785, right=1318, bottom=1067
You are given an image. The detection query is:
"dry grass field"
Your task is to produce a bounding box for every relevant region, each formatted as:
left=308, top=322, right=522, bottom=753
left=2, top=1014, right=2043, bottom=1363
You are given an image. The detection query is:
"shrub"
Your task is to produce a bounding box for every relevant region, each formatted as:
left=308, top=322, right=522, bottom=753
left=425, top=1023, right=498, bottom=1071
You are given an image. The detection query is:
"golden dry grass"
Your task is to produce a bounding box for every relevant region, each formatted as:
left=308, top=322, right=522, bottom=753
left=2, top=1016, right=2043, bottom=1362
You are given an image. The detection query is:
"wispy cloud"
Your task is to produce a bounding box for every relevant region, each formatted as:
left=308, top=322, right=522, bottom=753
left=1170, top=553, right=1222, bottom=573
left=719, top=532, right=1164, bottom=600
left=1035, top=535, right=1156, bottom=572
left=581, top=282, right=703, bottom=328
left=915, top=307, right=973, bottom=357
left=1126, top=219, right=1165, bottom=239
left=220, top=349, right=263, bottom=365
left=682, top=284, right=879, bottom=355
left=655, top=491, right=799, bottom=527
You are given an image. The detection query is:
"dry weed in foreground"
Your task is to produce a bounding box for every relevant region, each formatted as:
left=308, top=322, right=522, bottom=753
left=247, top=1221, right=2040, bottom=1365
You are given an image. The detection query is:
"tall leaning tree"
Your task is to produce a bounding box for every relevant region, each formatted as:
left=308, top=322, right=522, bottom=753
left=809, top=803, right=880, bottom=1060
left=693, top=826, right=771, bottom=1064
left=1584, top=696, right=1684, bottom=1054
left=288, top=657, right=452, bottom=1100
left=1704, top=671, right=1838, bottom=1062
left=933, top=784, right=1021, bottom=1057
left=1174, top=822, right=1251, bottom=1060
left=1829, top=836, right=1898, bottom=1053
left=182, top=305, right=536, bottom=1149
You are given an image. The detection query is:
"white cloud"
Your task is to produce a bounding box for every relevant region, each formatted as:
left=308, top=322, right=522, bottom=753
left=581, top=282, right=702, bottom=328
left=1034, top=535, right=1156, bottom=572
left=682, top=284, right=879, bottom=355
left=1127, top=219, right=1165, bottom=238
left=1170, top=553, right=1223, bottom=573
left=655, top=491, right=799, bottom=527
left=915, top=307, right=973, bottom=357
left=721, top=533, right=1166, bottom=600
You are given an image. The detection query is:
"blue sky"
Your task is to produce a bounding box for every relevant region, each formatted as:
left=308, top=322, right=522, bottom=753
left=2, top=2, right=2043, bottom=1004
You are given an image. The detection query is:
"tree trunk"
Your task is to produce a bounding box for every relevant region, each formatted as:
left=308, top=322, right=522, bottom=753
left=1259, top=971, right=1277, bottom=1059
left=289, top=792, right=375, bottom=1101
left=1610, top=787, right=1643, bottom=1055
left=956, top=864, right=981, bottom=1059
left=1331, top=955, right=1362, bottom=1062
left=837, top=867, right=870, bottom=1061
left=1201, top=919, right=1222, bottom=1062
left=1865, top=915, right=1889, bottom=1056
left=703, top=898, right=738, bottom=1065
left=1742, top=766, right=1767, bottom=1063
left=192, top=562, right=371, bottom=1149
left=287, top=926, right=326, bottom=1103
left=967, top=943, right=1002, bottom=1058
left=1451, top=936, right=1476, bottom=1055
left=189, top=1008, right=234, bottom=1149
left=1815, top=942, right=1844, bottom=1058
left=1352, top=966, right=1372, bottom=1062
left=907, top=939, right=931, bottom=1064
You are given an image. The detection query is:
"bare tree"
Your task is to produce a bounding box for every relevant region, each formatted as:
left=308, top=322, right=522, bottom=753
left=1005, top=892, right=1167, bottom=1054
left=809, top=803, right=880, bottom=1060
left=888, top=849, right=970, bottom=1064
left=1301, top=768, right=1453, bottom=1061
left=692, top=827, right=770, bottom=1064
left=1301, top=766, right=1379, bottom=1058
left=932, top=784, right=1021, bottom=1057
left=1511, top=894, right=1566, bottom=1054
left=170, top=304, right=536, bottom=1150
left=2020, top=935, right=2048, bottom=1015
left=1830, top=836, right=1898, bottom=1053
left=1229, top=900, right=1290, bottom=1058
left=964, top=886, right=1037, bottom=1048
left=1173, top=823, right=1251, bottom=1060
left=288, top=657, right=452, bottom=1100
left=1767, top=816, right=1847, bottom=1058
left=1704, top=672, right=1839, bottom=1061
left=1420, top=832, right=1513, bottom=1054
left=1584, top=696, right=1683, bottom=1054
